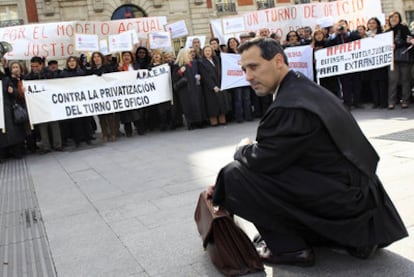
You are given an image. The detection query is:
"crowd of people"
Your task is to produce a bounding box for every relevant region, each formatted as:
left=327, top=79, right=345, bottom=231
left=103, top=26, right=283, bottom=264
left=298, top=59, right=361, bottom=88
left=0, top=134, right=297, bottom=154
left=1, top=11, right=413, bottom=162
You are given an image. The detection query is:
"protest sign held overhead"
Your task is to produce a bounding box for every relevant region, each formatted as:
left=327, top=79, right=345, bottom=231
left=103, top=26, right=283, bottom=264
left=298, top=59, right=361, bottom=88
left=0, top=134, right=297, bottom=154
left=75, top=33, right=99, bottom=52
left=148, top=31, right=172, bottom=50
left=165, top=20, right=188, bottom=39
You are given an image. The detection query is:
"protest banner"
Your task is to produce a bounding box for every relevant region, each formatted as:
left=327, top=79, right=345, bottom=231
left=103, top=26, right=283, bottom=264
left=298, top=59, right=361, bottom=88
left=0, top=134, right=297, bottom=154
left=220, top=53, right=249, bottom=90
left=0, top=81, right=4, bottom=131
left=148, top=31, right=172, bottom=50
left=284, top=45, right=314, bottom=80
left=0, top=17, right=167, bottom=59
left=314, top=32, right=393, bottom=79
left=75, top=33, right=99, bottom=52
left=165, top=20, right=188, bottom=39
left=23, top=64, right=172, bottom=124
left=211, top=0, right=381, bottom=44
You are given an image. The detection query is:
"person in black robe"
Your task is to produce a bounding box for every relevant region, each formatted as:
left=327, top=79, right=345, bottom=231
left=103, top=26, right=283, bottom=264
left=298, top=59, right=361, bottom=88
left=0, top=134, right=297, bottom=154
left=207, top=38, right=408, bottom=266
left=172, top=48, right=206, bottom=130
left=199, top=44, right=229, bottom=126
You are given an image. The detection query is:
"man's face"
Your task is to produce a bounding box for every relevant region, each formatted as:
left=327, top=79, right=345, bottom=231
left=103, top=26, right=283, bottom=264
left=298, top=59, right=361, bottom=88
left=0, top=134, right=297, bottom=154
left=259, top=28, right=269, bottom=37
left=241, top=46, right=285, bottom=97
left=48, top=63, right=58, bottom=71
left=210, top=40, right=219, bottom=50
left=192, top=39, right=201, bottom=49
left=30, top=62, right=42, bottom=74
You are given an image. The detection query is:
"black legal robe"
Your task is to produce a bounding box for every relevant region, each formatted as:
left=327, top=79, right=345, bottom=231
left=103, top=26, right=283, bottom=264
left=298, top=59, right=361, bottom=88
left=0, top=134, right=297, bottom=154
left=213, top=71, right=407, bottom=248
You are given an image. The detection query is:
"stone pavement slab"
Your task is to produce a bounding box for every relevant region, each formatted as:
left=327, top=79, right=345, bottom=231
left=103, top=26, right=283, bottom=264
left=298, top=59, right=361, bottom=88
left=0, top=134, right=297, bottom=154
left=2, top=107, right=413, bottom=276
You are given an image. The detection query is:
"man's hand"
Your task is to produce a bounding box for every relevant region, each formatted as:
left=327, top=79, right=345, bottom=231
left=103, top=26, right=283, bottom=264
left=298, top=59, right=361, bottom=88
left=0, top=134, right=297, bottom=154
left=237, top=137, right=253, bottom=148
left=206, top=185, right=215, bottom=198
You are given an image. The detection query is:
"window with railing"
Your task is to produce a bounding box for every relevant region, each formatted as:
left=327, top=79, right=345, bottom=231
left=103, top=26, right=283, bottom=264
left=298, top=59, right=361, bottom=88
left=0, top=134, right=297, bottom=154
left=406, top=10, right=414, bottom=28
left=256, top=0, right=274, bottom=10
left=216, top=0, right=237, bottom=14
left=0, top=4, right=22, bottom=27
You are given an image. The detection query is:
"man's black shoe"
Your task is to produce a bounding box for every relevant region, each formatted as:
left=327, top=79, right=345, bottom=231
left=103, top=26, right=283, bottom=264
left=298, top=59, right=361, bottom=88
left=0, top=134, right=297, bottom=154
left=256, top=244, right=315, bottom=267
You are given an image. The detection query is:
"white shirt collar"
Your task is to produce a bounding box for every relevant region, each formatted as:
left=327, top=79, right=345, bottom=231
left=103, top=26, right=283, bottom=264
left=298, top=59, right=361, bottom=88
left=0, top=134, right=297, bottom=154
left=273, top=86, right=280, bottom=101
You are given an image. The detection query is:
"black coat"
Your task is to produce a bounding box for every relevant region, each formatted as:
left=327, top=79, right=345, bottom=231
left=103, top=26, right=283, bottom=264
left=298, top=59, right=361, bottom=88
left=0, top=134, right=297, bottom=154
left=213, top=71, right=407, bottom=248
left=172, top=63, right=206, bottom=124
left=387, top=23, right=412, bottom=63
left=0, top=76, right=26, bottom=148
left=199, top=57, right=229, bottom=117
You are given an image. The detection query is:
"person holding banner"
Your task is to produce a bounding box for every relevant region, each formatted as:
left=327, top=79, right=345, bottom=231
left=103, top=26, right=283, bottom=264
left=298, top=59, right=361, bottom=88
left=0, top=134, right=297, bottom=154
left=150, top=50, right=171, bottom=132
left=328, top=19, right=362, bottom=110
left=199, top=44, right=229, bottom=126
left=88, top=51, right=117, bottom=142
left=0, top=62, right=27, bottom=161
left=227, top=37, right=253, bottom=123
left=363, top=17, right=388, bottom=109
left=118, top=51, right=145, bottom=137
left=24, top=56, right=51, bottom=153
left=59, top=56, right=92, bottom=147
left=207, top=38, right=407, bottom=266
left=283, top=31, right=302, bottom=48
left=311, top=29, right=340, bottom=97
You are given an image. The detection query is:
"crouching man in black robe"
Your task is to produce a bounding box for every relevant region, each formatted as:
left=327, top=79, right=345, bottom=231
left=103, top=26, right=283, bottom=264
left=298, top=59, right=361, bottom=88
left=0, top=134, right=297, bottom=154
left=207, top=38, right=408, bottom=266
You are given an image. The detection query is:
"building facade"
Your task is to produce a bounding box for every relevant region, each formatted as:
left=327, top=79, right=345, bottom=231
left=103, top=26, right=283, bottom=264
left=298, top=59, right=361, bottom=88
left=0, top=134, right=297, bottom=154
left=0, top=0, right=412, bottom=42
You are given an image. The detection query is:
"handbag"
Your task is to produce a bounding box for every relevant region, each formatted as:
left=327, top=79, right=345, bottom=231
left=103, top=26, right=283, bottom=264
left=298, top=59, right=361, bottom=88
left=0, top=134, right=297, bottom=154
left=173, top=76, right=187, bottom=90
left=12, top=102, right=28, bottom=124
left=194, top=191, right=264, bottom=277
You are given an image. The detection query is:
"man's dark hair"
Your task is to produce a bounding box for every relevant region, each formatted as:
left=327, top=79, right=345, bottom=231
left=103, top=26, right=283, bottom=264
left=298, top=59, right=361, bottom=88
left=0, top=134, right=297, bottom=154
left=238, top=37, right=289, bottom=65
left=209, top=37, right=219, bottom=44
left=30, top=56, right=44, bottom=64
left=48, top=60, right=58, bottom=66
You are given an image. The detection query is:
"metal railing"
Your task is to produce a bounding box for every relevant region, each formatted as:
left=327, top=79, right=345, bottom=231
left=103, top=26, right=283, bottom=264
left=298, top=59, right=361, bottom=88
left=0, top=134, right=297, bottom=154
left=216, top=2, right=237, bottom=13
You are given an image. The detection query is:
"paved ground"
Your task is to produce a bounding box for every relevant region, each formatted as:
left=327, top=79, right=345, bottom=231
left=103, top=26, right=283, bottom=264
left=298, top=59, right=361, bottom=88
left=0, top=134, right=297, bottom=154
left=1, top=107, right=414, bottom=276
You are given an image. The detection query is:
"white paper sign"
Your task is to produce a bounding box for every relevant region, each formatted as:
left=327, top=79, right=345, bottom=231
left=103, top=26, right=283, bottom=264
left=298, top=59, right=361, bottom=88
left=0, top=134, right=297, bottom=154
left=23, top=64, right=172, bottom=124
left=220, top=53, right=250, bottom=90
left=99, top=39, right=109, bottom=55
left=75, top=33, right=99, bottom=52
left=222, top=17, right=245, bottom=35
left=148, top=31, right=172, bottom=49
left=165, top=20, right=188, bottom=39
left=108, top=32, right=133, bottom=53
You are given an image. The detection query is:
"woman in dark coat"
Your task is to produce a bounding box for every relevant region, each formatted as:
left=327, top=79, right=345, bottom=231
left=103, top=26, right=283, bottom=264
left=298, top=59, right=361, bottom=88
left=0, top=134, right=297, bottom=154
left=172, top=48, right=206, bottom=130
left=363, top=17, right=388, bottom=108
left=0, top=62, right=26, bottom=160
left=88, top=51, right=118, bottom=142
left=118, top=51, right=145, bottom=136
left=199, top=44, right=229, bottom=126
left=386, top=12, right=411, bottom=109
left=59, top=56, right=91, bottom=147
